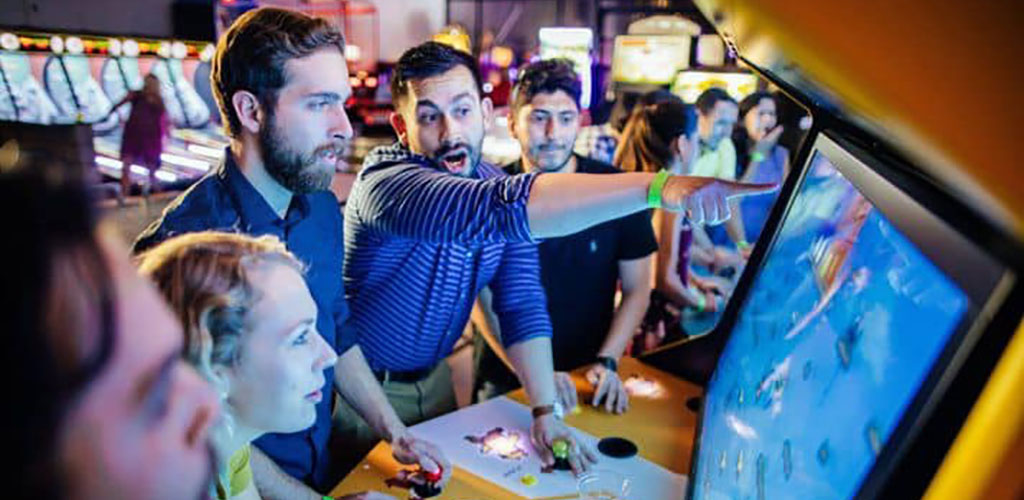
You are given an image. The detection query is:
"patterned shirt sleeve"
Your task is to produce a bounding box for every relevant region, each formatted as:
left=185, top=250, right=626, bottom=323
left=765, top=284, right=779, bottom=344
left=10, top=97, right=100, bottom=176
left=353, top=163, right=539, bottom=245
left=488, top=240, right=553, bottom=347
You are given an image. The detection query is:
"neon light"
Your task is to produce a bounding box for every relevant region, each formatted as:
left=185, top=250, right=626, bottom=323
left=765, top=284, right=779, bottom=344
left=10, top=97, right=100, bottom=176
left=0, top=33, right=19, bottom=51
left=95, top=156, right=123, bottom=169
left=186, top=143, right=225, bottom=159
left=154, top=170, right=177, bottom=182
left=160, top=153, right=210, bottom=171
left=50, top=36, right=64, bottom=54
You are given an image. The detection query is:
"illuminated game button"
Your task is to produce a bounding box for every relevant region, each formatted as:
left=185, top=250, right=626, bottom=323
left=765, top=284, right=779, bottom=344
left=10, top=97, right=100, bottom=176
left=423, top=467, right=442, bottom=483
left=520, top=474, right=538, bottom=486
left=171, top=41, right=187, bottom=59
left=570, top=405, right=582, bottom=415
left=199, top=43, right=215, bottom=62
left=123, top=39, right=139, bottom=57
left=50, top=35, right=64, bottom=54
left=0, top=33, right=19, bottom=51
left=65, top=37, right=84, bottom=55
left=551, top=439, right=569, bottom=459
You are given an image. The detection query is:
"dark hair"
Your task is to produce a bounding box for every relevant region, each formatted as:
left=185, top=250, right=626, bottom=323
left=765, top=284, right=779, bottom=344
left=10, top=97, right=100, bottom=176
left=0, top=166, right=115, bottom=497
left=695, top=86, right=736, bottom=116
left=732, top=91, right=778, bottom=175
left=211, top=7, right=346, bottom=138
left=614, top=92, right=698, bottom=174
left=391, top=41, right=483, bottom=109
left=607, top=88, right=678, bottom=133
left=510, top=58, right=581, bottom=112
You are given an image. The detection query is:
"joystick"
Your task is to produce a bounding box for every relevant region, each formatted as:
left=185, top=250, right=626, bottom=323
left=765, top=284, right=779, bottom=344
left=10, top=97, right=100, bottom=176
left=551, top=439, right=571, bottom=471
left=411, top=466, right=443, bottom=498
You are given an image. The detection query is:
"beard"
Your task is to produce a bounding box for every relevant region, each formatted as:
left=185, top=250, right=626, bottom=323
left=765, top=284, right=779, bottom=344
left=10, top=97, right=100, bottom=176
left=258, top=116, right=341, bottom=194
left=431, top=136, right=483, bottom=178
left=529, top=141, right=573, bottom=173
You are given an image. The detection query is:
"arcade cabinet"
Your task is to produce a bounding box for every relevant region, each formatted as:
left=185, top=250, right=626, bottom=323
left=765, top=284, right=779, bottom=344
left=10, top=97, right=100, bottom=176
left=331, top=2, right=1023, bottom=499
left=0, top=30, right=227, bottom=193
left=640, top=1, right=1024, bottom=499
left=538, top=27, right=594, bottom=110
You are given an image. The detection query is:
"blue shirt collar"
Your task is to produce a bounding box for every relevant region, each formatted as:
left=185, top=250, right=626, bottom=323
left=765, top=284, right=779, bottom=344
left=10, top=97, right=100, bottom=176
left=216, top=148, right=310, bottom=230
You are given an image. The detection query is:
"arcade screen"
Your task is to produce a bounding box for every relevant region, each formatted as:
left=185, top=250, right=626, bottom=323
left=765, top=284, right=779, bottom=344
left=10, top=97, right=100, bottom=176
left=539, top=28, right=593, bottom=109
left=671, top=70, right=758, bottom=103
left=611, top=35, right=691, bottom=85
left=691, top=137, right=975, bottom=499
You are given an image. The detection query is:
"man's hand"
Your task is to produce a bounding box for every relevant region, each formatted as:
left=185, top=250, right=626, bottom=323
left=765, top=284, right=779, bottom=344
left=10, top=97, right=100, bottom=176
left=390, top=432, right=452, bottom=487
left=554, top=371, right=578, bottom=411
left=531, top=414, right=598, bottom=475
left=696, top=274, right=733, bottom=297
left=661, top=177, right=777, bottom=226
left=335, top=492, right=399, bottom=500
left=586, top=364, right=629, bottom=414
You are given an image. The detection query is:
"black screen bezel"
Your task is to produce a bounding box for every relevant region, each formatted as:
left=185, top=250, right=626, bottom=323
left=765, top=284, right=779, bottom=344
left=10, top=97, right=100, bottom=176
left=683, top=130, right=1017, bottom=500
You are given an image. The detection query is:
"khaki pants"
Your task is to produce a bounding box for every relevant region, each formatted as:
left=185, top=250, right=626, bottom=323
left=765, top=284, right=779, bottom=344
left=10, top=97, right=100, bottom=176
left=329, top=362, right=457, bottom=480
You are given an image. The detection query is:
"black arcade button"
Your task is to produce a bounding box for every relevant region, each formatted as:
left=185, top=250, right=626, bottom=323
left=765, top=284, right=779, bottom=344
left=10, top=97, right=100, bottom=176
left=597, top=437, right=638, bottom=459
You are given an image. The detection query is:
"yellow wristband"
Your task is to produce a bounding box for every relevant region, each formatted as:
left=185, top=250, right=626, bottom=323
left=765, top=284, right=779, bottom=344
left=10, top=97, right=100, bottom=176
left=647, top=170, right=671, bottom=209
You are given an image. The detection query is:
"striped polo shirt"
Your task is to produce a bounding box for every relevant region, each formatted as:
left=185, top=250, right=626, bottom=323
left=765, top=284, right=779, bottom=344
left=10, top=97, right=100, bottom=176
left=344, top=143, right=552, bottom=371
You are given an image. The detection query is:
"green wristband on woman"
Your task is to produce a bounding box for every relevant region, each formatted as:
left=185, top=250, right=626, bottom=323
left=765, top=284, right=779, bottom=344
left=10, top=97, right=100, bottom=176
left=647, top=169, right=671, bottom=209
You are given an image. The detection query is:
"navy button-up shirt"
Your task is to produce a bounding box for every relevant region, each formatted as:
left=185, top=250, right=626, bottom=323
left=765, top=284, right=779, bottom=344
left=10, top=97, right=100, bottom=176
left=133, top=151, right=354, bottom=491
left=343, top=143, right=552, bottom=372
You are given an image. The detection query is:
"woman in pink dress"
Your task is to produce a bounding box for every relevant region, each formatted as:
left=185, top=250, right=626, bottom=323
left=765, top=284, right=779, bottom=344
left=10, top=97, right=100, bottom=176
left=109, top=74, right=169, bottom=197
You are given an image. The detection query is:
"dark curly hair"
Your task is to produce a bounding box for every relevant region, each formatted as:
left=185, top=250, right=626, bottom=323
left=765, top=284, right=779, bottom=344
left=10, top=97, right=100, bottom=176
left=509, top=58, right=582, bottom=112
left=391, top=41, right=483, bottom=109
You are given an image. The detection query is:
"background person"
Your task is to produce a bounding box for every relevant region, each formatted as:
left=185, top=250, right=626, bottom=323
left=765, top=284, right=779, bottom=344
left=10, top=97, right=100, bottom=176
left=731, top=90, right=790, bottom=244
left=473, top=59, right=657, bottom=415
left=108, top=74, right=170, bottom=197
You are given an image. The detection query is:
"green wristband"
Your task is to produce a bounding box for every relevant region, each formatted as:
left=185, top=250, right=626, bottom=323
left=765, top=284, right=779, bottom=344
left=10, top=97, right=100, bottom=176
left=695, top=292, right=707, bottom=313
left=647, top=169, right=671, bottom=209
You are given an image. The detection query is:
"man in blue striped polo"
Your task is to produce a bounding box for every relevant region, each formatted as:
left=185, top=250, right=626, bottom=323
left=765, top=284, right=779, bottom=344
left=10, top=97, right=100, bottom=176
left=340, top=41, right=775, bottom=475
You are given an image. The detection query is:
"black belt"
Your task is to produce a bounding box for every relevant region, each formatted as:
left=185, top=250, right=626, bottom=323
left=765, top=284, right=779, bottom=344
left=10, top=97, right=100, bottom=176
left=373, top=364, right=436, bottom=384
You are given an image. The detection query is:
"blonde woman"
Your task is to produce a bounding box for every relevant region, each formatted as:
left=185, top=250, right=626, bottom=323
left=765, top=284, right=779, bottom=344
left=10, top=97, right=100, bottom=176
left=137, top=232, right=392, bottom=500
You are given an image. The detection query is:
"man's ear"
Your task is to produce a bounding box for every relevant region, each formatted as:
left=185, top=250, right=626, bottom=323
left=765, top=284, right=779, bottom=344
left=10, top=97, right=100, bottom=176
left=231, top=90, right=264, bottom=135
left=506, top=106, right=517, bottom=137
left=480, top=96, right=494, bottom=130
left=389, top=111, right=408, bottom=147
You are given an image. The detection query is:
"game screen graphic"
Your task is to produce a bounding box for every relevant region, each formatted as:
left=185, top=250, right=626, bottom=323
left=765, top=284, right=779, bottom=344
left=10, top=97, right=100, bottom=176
left=611, top=35, right=691, bottom=85
left=465, top=427, right=531, bottom=461
left=691, top=151, right=969, bottom=499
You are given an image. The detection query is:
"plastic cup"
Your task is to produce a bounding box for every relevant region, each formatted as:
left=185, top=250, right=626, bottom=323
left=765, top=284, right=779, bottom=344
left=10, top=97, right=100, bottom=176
left=577, top=469, right=631, bottom=500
